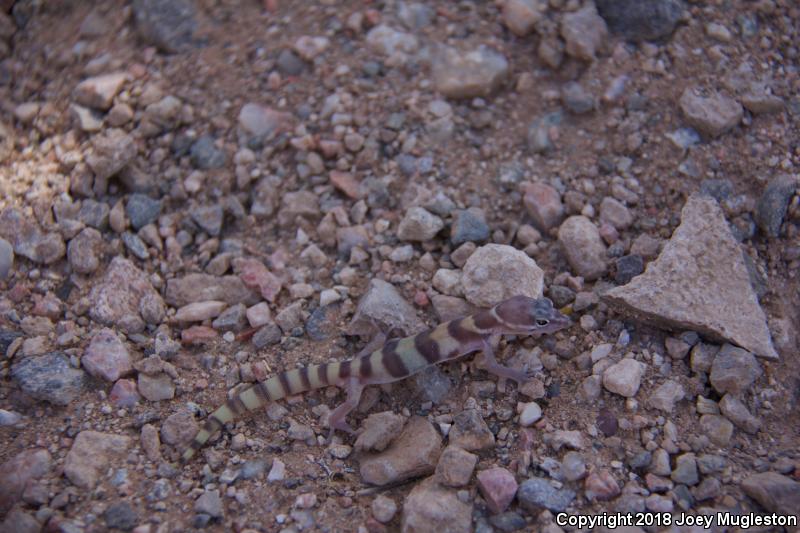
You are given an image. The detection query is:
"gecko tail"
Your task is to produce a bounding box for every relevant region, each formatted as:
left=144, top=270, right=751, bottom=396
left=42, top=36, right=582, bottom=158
left=182, top=360, right=348, bottom=461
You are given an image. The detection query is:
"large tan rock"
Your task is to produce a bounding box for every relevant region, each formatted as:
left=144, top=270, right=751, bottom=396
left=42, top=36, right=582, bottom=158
left=603, top=194, right=777, bottom=359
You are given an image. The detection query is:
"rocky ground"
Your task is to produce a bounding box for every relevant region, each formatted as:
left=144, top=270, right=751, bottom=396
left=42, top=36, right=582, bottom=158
left=0, top=0, right=799, bottom=532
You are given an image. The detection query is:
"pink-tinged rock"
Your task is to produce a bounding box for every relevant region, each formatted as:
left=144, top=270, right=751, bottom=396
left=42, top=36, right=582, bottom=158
left=0, top=448, right=52, bottom=515
left=329, top=170, right=363, bottom=199
left=477, top=467, right=518, bottom=513
left=401, top=477, right=472, bottom=533
left=603, top=194, right=778, bottom=359
left=359, top=417, right=442, bottom=486
left=523, top=182, right=564, bottom=231
left=174, top=300, right=227, bottom=322
left=181, top=325, right=218, bottom=345
left=557, top=216, right=608, bottom=280
left=110, top=378, right=140, bottom=407
left=73, top=72, right=127, bottom=110
left=64, top=431, right=131, bottom=489
left=584, top=469, right=621, bottom=501
left=246, top=302, right=273, bottom=328
left=598, top=222, right=619, bottom=245
left=82, top=328, right=132, bottom=382
left=165, top=273, right=260, bottom=307
left=235, top=257, right=282, bottom=302
left=31, top=293, right=63, bottom=319
left=89, top=257, right=166, bottom=334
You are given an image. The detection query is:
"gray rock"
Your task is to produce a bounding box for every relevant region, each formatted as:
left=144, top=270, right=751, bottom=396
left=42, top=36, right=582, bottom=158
left=87, top=128, right=137, bottom=181
left=104, top=502, right=138, bottom=531
left=527, top=111, right=562, bottom=154
left=448, top=408, right=495, bottom=452
left=560, top=4, right=608, bottom=61
left=754, top=175, right=797, bottom=238
left=696, top=454, right=726, bottom=474
left=671, top=454, right=699, bottom=486
left=699, top=414, right=733, bottom=447
left=195, top=489, right=223, bottom=518
left=517, top=477, right=576, bottom=513
left=126, top=194, right=161, bottom=231
left=347, top=278, right=424, bottom=338
left=397, top=207, right=444, bottom=241
left=648, top=380, right=685, bottom=412
left=132, top=0, right=198, bottom=53
left=398, top=2, right=434, bottom=30
left=719, top=394, right=761, bottom=433
left=432, top=45, right=509, bottom=99
left=0, top=207, right=65, bottom=265
left=190, top=135, right=226, bottom=169
left=603, top=194, right=778, bottom=359
left=602, top=358, right=645, bottom=397
left=78, top=199, right=110, bottom=229
left=365, top=24, right=419, bottom=61
left=211, top=303, right=247, bottom=332
left=192, top=204, right=224, bottom=236
left=679, top=88, right=743, bottom=138
left=240, top=459, right=266, bottom=480
left=561, top=451, right=586, bottom=481
left=1, top=508, right=40, bottom=533
left=741, top=472, right=800, bottom=516
left=401, top=477, right=472, bottom=533
left=11, top=352, right=87, bottom=406
left=238, top=103, right=292, bottom=140
left=615, top=255, right=644, bottom=285
left=595, top=0, right=683, bottom=41
left=253, top=324, right=281, bottom=349
left=562, top=81, right=595, bottom=114
left=461, top=244, right=544, bottom=307
left=709, top=343, right=762, bottom=395
left=276, top=49, right=305, bottom=75
left=0, top=237, right=13, bottom=279
left=0, top=448, right=52, bottom=515
left=450, top=208, right=490, bottom=246
left=138, top=373, right=174, bottom=401
left=122, top=231, right=149, bottom=259
left=558, top=216, right=607, bottom=280
left=435, top=445, right=478, bottom=488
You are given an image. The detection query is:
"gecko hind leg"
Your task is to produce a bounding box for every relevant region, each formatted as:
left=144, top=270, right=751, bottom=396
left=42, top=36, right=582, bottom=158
left=327, top=378, right=364, bottom=441
left=481, top=340, right=529, bottom=385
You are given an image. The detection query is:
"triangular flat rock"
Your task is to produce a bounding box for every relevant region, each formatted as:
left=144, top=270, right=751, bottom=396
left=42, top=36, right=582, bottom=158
left=603, top=194, right=778, bottom=359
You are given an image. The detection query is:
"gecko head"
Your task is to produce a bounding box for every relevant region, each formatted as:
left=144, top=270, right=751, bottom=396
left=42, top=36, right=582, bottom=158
left=493, top=296, right=571, bottom=336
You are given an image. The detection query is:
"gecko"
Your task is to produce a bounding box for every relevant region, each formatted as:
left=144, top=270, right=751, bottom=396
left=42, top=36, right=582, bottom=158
left=182, top=295, right=570, bottom=461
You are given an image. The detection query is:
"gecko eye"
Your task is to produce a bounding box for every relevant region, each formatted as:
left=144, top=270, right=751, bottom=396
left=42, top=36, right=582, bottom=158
left=536, top=319, right=549, bottom=327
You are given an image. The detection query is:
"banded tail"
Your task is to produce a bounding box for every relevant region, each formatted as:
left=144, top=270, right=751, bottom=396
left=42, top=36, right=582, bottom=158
left=182, top=362, right=343, bottom=461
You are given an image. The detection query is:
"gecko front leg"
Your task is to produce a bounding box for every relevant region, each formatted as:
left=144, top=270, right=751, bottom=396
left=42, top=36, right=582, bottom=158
left=328, top=377, right=364, bottom=440
left=481, top=336, right=529, bottom=385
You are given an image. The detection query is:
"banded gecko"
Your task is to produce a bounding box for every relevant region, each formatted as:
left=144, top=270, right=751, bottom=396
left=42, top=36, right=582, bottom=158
left=183, top=295, right=570, bottom=461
